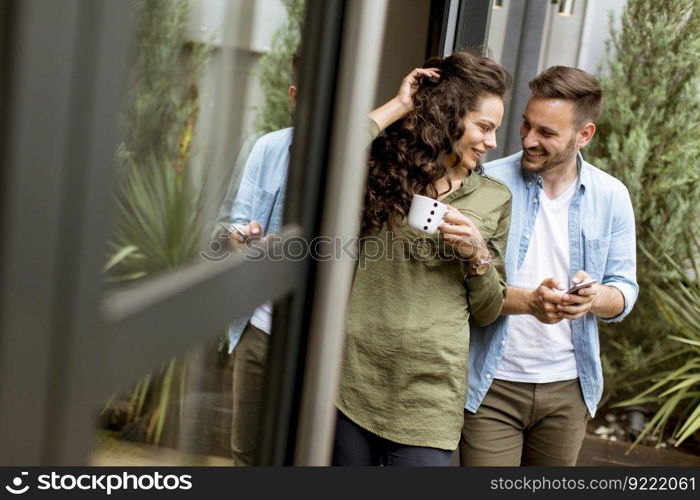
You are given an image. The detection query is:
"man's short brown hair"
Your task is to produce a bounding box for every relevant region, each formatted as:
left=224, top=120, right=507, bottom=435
left=529, top=66, right=603, bottom=127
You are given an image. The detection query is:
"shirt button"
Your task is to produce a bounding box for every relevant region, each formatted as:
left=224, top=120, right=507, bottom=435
left=533, top=198, right=539, bottom=204
left=524, top=234, right=530, bottom=239
left=527, top=182, right=532, bottom=187
left=486, top=373, right=492, bottom=379
left=501, top=340, right=506, bottom=346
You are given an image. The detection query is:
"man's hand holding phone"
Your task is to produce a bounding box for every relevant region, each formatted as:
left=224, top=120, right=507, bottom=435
left=220, top=221, right=262, bottom=250
left=528, top=278, right=566, bottom=324
left=556, top=270, right=600, bottom=320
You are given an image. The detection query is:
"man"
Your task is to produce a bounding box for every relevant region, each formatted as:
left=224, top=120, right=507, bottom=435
left=461, top=66, right=638, bottom=466
left=214, top=55, right=298, bottom=466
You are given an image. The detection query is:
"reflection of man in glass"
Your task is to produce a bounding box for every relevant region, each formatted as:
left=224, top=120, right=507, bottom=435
left=214, top=53, right=299, bottom=466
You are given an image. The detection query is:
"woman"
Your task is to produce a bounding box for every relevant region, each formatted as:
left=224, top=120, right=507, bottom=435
left=333, top=51, right=513, bottom=466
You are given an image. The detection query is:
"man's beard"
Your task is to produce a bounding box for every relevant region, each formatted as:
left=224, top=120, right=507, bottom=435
left=521, top=135, right=577, bottom=174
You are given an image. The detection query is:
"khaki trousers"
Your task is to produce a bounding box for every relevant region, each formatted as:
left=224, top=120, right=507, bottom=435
left=460, top=378, right=589, bottom=466
left=230, top=323, right=269, bottom=466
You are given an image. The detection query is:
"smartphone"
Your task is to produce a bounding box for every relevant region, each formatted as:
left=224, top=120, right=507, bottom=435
left=565, top=279, right=597, bottom=295
left=219, top=222, right=248, bottom=241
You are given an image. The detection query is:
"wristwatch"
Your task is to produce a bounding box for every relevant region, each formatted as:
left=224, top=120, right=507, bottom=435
left=466, top=253, right=492, bottom=278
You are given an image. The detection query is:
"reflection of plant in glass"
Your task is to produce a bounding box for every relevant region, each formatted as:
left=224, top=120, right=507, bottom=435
left=587, top=0, right=700, bottom=404
left=109, top=1, right=210, bottom=280
left=103, top=0, right=210, bottom=445
left=614, top=237, right=700, bottom=448
left=255, top=0, right=305, bottom=133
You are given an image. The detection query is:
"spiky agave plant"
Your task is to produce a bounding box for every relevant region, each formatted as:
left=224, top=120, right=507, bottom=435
left=614, top=235, right=700, bottom=449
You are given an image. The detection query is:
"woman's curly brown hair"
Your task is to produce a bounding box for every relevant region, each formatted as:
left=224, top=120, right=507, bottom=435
left=362, top=51, right=512, bottom=235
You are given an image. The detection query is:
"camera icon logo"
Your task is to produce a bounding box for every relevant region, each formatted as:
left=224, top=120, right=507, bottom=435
left=5, top=472, right=29, bottom=495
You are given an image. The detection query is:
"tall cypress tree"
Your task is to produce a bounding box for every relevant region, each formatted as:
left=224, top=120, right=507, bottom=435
left=587, top=0, right=700, bottom=402
left=254, top=0, right=305, bottom=133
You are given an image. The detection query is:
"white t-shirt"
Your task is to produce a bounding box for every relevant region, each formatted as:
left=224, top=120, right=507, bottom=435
left=249, top=301, right=273, bottom=334
left=495, top=178, right=579, bottom=383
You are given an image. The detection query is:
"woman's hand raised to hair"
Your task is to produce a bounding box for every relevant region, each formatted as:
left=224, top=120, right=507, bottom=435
left=368, top=67, right=440, bottom=132
left=396, top=67, right=440, bottom=112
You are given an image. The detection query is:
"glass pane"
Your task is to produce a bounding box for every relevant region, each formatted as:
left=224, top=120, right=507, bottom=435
left=94, top=0, right=306, bottom=465
left=104, top=0, right=304, bottom=287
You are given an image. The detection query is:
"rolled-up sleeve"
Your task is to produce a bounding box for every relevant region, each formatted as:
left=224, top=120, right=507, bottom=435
left=368, top=118, right=381, bottom=144
left=210, top=133, right=265, bottom=240
left=229, top=140, right=266, bottom=227
left=600, top=184, right=639, bottom=323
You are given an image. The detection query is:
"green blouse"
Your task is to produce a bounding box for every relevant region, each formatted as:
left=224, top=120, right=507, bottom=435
left=337, top=170, right=512, bottom=450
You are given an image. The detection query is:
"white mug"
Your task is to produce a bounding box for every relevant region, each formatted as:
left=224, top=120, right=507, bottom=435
left=408, top=194, right=448, bottom=234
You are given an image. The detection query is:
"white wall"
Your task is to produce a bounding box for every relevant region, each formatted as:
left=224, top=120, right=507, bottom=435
left=487, top=0, right=512, bottom=63
left=249, top=0, right=289, bottom=52
left=540, top=0, right=587, bottom=70
left=542, top=0, right=628, bottom=73
left=188, top=0, right=286, bottom=50
left=487, top=0, right=628, bottom=74
left=576, top=0, right=627, bottom=74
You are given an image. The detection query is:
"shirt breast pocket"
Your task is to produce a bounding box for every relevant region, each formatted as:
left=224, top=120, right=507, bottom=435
left=584, top=236, right=611, bottom=281
left=459, top=209, right=498, bottom=241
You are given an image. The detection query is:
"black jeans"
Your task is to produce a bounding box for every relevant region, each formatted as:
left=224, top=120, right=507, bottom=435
left=332, top=410, right=454, bottom=466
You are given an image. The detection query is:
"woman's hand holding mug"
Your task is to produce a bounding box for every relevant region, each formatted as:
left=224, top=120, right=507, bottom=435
left=438, top=205, right=487, bottom=260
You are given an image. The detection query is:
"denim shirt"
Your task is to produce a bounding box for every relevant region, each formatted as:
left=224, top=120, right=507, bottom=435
left=217, top=128, right=293, bottom=352
left=466, top=151, right=638, bottom=417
